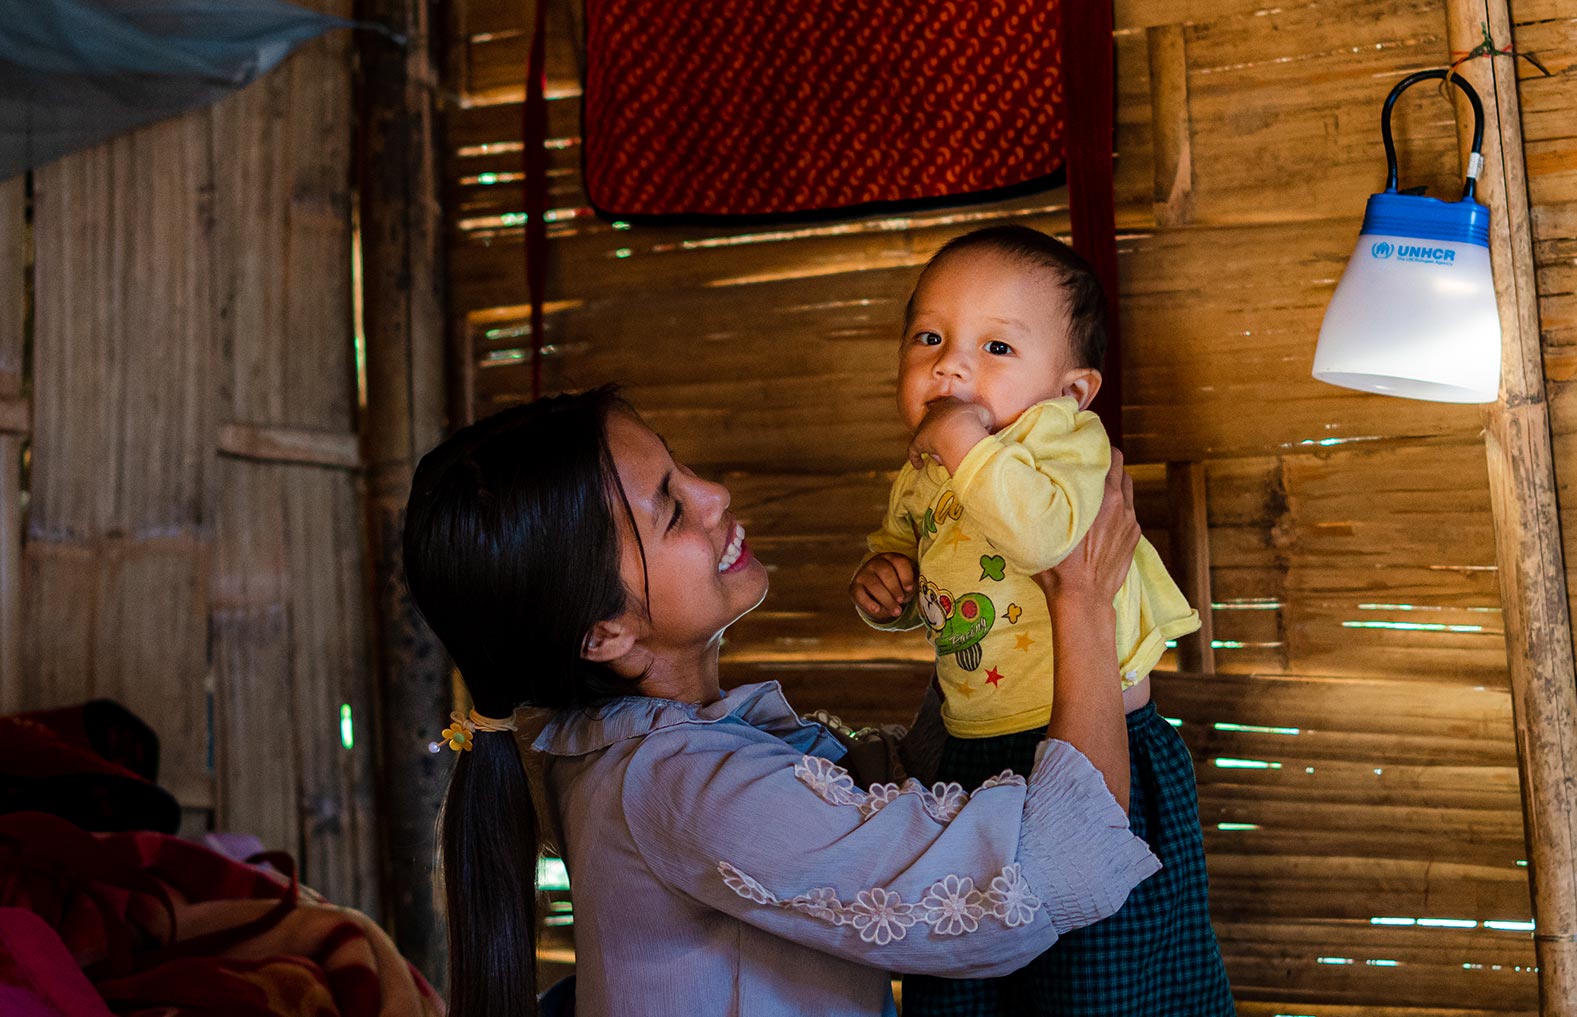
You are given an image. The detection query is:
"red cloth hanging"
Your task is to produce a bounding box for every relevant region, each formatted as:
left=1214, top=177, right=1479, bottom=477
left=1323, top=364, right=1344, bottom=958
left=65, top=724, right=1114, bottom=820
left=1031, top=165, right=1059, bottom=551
left=527, top=1, right=1122, bottom=441
left=581, top=1, right=1067, bottom=217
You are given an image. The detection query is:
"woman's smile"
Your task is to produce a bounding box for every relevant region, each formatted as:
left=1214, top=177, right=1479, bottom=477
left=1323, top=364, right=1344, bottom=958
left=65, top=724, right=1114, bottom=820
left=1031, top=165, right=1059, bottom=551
left=718, top=523, right=751, bottom=573
left=606, top=411, right=769, bottom=654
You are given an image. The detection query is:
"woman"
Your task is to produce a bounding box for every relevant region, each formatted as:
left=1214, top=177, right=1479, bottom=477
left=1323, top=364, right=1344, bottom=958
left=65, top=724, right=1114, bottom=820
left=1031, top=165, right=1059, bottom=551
left=402, top=387, right=1159, bottom=1017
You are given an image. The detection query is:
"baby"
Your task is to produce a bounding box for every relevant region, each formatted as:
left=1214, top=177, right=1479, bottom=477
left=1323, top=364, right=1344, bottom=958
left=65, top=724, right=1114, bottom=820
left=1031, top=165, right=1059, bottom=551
left=850, top=225, right=1234, bottom=1015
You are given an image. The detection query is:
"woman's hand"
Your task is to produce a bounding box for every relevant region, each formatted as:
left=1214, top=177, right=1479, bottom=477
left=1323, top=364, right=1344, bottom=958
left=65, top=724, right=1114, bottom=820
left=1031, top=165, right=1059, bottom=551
left=1032, top=448, right=1140, bottom=604
left=1033, top=448, right=1139, bottom=810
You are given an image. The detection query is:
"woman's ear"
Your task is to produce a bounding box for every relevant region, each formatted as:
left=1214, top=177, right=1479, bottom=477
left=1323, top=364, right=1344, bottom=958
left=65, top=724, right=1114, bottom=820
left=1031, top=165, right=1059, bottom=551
left=582, top=618, right=638, bottom=664
left=1063, top=369, right=1103, bottom=411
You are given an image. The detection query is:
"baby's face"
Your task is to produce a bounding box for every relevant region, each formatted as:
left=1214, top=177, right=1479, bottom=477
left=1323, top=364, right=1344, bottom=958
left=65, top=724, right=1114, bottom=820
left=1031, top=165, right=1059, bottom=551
left=897, top=249, right=1079, bottom=434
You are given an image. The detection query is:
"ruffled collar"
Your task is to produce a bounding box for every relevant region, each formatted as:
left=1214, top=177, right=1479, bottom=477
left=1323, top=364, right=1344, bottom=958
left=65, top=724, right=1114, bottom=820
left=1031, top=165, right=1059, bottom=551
left=531, top=680, right=847, bottom=760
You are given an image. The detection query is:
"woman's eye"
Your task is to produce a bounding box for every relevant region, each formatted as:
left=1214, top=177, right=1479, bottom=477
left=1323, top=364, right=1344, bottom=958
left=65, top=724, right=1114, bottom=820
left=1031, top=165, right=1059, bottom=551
left=985, top=340, right=1013, bottom=356
left=914, top=331, right=942, bottom=346
left=668, top=499, right=684, bottom=532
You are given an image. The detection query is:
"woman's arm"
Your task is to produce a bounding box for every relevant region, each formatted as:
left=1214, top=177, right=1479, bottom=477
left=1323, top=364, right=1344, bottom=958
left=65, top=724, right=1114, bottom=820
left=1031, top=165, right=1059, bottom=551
left=1034, top=449, right=1141, bottom=810
left=620, top=719, right=1158, bottom=979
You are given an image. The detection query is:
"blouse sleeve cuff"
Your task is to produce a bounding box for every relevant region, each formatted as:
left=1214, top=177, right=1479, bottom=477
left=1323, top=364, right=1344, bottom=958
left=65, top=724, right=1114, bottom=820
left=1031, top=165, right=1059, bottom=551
left=1018, top=739, right=1162, bottom=932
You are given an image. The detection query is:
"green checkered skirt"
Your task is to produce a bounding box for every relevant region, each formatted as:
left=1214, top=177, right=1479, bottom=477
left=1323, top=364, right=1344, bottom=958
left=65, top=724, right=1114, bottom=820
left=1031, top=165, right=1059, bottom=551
left=901, top=703, right=1235, bottom=1016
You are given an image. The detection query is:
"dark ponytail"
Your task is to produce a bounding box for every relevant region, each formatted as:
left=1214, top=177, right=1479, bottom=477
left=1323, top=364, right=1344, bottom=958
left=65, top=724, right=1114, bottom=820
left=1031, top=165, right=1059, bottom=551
left=403, top=387, right=636, bottom=1017
left=440, top=728, right=541, bottom=1017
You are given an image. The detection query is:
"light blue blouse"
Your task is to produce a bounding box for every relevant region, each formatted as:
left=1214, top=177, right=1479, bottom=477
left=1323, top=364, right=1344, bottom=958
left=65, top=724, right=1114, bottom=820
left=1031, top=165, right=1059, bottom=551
left=533, top=681, right=1160, bottom=1017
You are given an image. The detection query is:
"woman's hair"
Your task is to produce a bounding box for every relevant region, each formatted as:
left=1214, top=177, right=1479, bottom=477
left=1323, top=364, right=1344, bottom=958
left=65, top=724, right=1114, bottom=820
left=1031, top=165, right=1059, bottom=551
left=402, top=385, right=639, bottom=1017
left=911, top=223, right=1109, bottom=371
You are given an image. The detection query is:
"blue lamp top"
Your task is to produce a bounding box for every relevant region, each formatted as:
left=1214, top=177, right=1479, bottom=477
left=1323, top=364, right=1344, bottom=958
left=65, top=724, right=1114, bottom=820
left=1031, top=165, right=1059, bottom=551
left=1361, top=191, right=1490, bottom=248
left=1359, top=70, right=1491, bottom=249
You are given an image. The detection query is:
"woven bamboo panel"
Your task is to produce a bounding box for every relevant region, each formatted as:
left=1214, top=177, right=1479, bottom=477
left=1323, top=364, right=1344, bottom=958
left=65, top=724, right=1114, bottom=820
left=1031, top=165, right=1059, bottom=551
left=27, top=117, right=218, bottom=803
left=444, top=0, right=1541, bottom=1012
left=18, top=0, right=375, bottom=912
left=209, top=34, right=357, bottom=433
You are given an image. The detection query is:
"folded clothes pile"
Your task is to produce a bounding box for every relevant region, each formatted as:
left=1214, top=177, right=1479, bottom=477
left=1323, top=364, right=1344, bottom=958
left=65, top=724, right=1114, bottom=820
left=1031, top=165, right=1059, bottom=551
left=0, top=701, right=443, bottom=1017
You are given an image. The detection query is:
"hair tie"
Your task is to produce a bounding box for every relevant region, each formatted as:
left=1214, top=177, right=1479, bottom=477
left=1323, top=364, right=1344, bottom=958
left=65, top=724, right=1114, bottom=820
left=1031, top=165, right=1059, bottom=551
left=440, top=708, right=518, bottom=752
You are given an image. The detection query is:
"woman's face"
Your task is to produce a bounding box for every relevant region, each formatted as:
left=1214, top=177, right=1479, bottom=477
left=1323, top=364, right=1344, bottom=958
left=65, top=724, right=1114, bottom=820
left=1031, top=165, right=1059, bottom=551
left=605, top=411, right=768, bottom=654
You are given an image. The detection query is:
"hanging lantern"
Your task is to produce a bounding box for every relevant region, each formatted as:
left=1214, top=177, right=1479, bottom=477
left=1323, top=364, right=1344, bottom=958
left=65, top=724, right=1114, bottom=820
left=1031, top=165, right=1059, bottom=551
left=1312, top=70, right=1501, bottom=403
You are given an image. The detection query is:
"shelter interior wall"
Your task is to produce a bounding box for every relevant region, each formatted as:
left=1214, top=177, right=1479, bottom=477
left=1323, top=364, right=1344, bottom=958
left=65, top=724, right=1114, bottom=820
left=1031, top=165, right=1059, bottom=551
left=0, top=1, right=378, bottom=915
left=443, top=1, right=1577, bottom=1012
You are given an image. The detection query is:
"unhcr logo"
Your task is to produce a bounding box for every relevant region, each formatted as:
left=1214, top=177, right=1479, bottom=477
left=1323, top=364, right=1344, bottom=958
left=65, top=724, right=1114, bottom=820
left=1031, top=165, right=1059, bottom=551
left=1370, top=241, right=1457, bottom=265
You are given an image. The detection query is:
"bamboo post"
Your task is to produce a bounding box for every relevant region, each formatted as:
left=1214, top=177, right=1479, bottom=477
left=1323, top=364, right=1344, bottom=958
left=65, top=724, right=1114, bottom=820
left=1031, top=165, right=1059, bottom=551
left=1166, top=461, right=1214, bottom=673
left=356, top=0, right=451, bottom=990
left=0, top=175, right=23, bottom=704
left=1146, top=23, right=1195, bottom=229
left=1444, top=3, right=1577, bottom=1012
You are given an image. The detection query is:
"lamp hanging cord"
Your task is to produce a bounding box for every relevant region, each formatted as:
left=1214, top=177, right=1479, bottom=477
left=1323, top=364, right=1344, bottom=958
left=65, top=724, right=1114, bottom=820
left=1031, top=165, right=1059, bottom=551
left=1381, top=69, right=1486, bottom=201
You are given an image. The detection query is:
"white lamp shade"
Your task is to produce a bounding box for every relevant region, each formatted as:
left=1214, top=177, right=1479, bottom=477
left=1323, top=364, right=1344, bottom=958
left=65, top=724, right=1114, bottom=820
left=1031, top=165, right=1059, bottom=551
left=1312, top=234, right=1502, bottom=403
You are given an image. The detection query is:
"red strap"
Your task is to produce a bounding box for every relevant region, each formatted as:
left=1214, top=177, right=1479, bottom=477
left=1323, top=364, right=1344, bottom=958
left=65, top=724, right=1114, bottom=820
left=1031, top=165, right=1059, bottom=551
left=1061, top=0, right=1122, bottom=449
left=523, top=0, right=551, bottom=399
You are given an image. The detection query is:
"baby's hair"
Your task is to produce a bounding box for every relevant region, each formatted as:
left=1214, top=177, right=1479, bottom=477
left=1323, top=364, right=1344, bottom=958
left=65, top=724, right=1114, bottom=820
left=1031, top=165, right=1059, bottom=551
left=912, top=224, right=1108, bottom=370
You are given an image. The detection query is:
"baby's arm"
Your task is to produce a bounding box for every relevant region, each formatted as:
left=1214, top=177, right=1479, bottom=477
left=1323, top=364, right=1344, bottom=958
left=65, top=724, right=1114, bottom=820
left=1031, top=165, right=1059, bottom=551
left=852, top=472, right=924, bottom=630
left=950, top=414, right=1111, bottom=574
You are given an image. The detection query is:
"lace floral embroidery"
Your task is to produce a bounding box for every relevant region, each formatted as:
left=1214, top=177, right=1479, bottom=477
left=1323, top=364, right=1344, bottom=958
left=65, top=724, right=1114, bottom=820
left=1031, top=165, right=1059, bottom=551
left=919, top=874, right=987, bottom=935
left=716, top=861, right=1041, bottom=941
left=719, top=861, right=776, bottom=905
left=784, top=886, right=848, bottom=925
left=978, top=769, right=1027, bottom=791
left=847, top=887, right=916, bottom=945
left=794, top=756, right=866, bottom=807
left=987, top=863, right=1042, bottom=927
left=794, top=756, right=1023, bottom=825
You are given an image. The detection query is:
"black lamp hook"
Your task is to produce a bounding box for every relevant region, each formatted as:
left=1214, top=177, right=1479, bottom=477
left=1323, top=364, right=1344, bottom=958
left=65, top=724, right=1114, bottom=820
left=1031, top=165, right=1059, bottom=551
left=1381, top=69, right=1487, bottom=201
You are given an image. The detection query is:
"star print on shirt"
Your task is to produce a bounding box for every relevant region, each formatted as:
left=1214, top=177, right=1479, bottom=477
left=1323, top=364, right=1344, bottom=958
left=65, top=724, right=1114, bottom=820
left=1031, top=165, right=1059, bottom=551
left=985, top=667, right=1004, bottom=687
left=1014, top=634, right=1034, bottom=651
left=1005, top=603, right=1022, bottom=624
left=956, top=681, right=976, bottom=697
left=941, top=526, right=972, bottom=552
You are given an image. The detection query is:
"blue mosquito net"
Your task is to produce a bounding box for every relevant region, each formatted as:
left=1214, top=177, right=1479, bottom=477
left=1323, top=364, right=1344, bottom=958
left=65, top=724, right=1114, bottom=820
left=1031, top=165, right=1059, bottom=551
left=0, top=0, right=364, bottom=180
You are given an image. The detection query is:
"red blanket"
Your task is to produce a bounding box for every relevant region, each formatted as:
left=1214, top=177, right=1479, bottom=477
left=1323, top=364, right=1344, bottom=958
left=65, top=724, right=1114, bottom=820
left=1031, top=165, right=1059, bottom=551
left=0, top=813, right=443, bottom=1017
left=582, top=0, right=1066, bottom=217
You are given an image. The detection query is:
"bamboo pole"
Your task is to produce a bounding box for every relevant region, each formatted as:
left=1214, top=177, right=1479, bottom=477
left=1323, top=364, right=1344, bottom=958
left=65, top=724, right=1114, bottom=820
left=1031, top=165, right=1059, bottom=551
left=0, top=432, right=19, bottom=708
left=1146, top=23, right=1194, bottom=229
left=356, top=0, right=451, bottom=990
left=1443, top=3, right=1577, bottom=1012
left=1166, top=461, right=1214, bottom=673
left=0, top=175, right=24, bottom=706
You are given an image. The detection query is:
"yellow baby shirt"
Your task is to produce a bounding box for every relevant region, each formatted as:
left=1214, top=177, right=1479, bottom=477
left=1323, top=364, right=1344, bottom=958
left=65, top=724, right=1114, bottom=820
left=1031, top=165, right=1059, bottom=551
left=861, top=397, right=1200, bottom=738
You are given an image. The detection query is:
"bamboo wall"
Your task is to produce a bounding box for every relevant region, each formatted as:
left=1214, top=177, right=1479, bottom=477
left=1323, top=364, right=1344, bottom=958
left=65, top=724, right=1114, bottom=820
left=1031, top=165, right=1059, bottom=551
left=442, top=1, right=1577, bottom=1013
left=0, top=3, right=379, bottom=915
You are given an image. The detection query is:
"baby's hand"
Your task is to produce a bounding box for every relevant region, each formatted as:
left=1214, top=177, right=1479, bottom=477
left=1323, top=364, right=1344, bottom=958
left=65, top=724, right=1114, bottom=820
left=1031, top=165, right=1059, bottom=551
left=850, top=553, right=918, bottom=622
left=908, top=397, right=995, bottom=472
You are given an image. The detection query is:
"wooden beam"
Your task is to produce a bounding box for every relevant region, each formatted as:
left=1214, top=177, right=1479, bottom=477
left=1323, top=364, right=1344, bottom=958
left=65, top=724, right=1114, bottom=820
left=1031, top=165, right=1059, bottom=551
left=1146, top=23, right=1194, bottom=228
left=217, top=422, right=362, bottom=470
left=357, top=0, right=450, bottom=990
left=1166, top=461, right=1214, bottom=673
left=1444, top=3, right=1577, bottom=1014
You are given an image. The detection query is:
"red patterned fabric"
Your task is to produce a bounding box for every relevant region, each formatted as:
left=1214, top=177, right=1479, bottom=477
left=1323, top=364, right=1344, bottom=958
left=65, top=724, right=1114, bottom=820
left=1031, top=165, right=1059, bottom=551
left=0, top=813, right=444, bottom=1017
left=582, top=0, right=1065, bottom=217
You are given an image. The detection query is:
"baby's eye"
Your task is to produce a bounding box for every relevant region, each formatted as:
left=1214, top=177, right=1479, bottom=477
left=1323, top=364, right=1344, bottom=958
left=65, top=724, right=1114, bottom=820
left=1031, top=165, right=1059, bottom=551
left=913, top=331, right=942, bottom=346
left=985, top=340, right=1014, bottom=356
